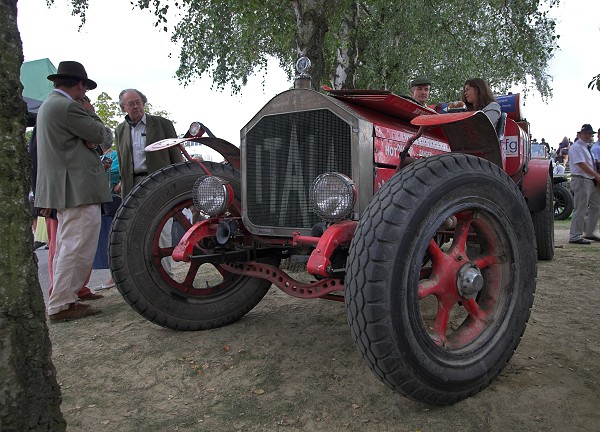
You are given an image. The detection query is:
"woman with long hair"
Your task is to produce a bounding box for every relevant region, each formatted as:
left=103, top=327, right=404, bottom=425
left=462, top=78, right=501, bottom=126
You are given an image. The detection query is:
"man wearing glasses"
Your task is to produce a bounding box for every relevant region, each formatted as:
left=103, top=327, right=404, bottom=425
left=114, top=89, right=183, bottom=276
left=114, top=89, right=183, bottom=197
left=36, top=61, right=111, bottom=321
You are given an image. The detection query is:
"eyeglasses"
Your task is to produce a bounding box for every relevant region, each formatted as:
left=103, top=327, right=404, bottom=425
left=124, top=100, right=143, bottom=108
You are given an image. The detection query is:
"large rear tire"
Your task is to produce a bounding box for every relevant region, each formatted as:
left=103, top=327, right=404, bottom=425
left=531, top=175, right=555, bottom=260
left=345, top=154, right=536, bottom=405
left=110, top=161, right=275, bottom=331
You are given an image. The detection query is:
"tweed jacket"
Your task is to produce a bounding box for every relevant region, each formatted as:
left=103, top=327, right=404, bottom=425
left=115, top=114, right=183, bottom=197
left=35, top=91, right=111, bottom=209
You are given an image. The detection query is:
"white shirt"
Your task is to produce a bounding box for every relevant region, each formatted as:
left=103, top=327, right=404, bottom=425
left=130, top=113, right=147, bottom=173
left=569, top=138, right=594, bottom=179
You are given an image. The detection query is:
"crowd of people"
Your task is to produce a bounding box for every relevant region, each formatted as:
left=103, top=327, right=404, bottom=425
left=31, top=61, right=181, bottom=322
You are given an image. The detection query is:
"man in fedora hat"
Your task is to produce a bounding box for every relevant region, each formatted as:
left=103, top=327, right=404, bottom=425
left=35, top=61, right=111, bottom=321
left=410, top=76, right=431, bottom=106
left=568, top=124, right=600, bottom=244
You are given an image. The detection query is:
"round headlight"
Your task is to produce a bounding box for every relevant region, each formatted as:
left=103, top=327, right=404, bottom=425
left=192, top=176, right=233, bottom=217
left=189, top=122, right=202, bottom=137
left=309, top=173, right=356, bottom=221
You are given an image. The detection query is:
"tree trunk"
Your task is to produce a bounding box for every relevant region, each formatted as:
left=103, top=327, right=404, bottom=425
left=0, top=0, right=66, bottom=430
left=333, top=1, right=359, bottom=89
left=291, top=0, right=328, bottom=90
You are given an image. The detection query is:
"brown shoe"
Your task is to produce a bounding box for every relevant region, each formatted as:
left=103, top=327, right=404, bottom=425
left=49, top=303, right=101, bottom=322
left=78, top=292, right=104, bottom=301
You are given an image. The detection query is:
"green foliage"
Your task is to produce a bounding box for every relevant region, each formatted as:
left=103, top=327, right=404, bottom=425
left=94, top=91, right=120, bottom=129
left=145, top=103, right=174, bottom=124
left=588, top=74, right=600, bottom=91
left=93, top=92, right=174, bottom=128
left=355, top=0, right=561, bottom=101
left=57, top=0, right=561, bottom=100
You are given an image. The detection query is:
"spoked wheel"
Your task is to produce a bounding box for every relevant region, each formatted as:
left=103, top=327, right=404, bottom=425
left=553, top=184, right=573, bottom=220
left=531, top=175, right=554, bottom=260
left=345, top=154, right=536, bottom=405
left=110, top=161, right=276, bottom=331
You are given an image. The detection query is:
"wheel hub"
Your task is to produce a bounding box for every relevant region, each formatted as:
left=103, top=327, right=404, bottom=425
left=456, top=263, right=483, bottom=299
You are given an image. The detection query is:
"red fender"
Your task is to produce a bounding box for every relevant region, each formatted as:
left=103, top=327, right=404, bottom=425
left=194, top=137, right=241, bottom=170
left=412, top=111, right=503, bottom=167
left=521, top=158, right=552, bottom=212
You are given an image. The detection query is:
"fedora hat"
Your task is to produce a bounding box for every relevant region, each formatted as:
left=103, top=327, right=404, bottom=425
left=578, top=124, right=595, bottom=134
left=47, top=61, right=97, bottom=90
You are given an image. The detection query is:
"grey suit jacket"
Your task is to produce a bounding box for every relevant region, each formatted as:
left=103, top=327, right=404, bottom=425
left=35, top=91, right=111, bottom=209
left=115, top=114, right=183, bottom=197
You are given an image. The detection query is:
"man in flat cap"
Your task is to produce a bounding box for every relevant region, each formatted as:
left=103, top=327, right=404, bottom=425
left=568, top=124, right=600, bottom=244
left=410, top=76, right=431, bottom=106
left=36, top=61, right=111, bottom=321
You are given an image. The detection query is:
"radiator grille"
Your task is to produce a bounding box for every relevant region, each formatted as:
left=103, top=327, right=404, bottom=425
left=245, top=109, right=352, bottom=230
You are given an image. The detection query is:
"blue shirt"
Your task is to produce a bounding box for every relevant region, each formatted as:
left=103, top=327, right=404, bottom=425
left=591, top=140, right=600, bottom=163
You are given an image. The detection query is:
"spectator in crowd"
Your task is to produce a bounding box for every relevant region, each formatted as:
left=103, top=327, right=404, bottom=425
left=35, top=61, right=111, bottom=321
left=93, top=127, right=121, bottom=291
left=591, top=128, right=600, bottom=172
left=114, top=88, right=183, bottom=275
left=557, top=136, right=570, bottom=164
left=30, top=121, right=101, bottom=302
left=410, top=76, right=431, bottom=106
left=462, top=78, right=501, bottom=126
left=568, top=124, right=600, bottom=244
left=540, top=138, right=550, bottom=155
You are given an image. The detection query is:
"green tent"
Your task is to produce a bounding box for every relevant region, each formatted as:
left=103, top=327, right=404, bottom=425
left=20, top=58, right=56, bottom=125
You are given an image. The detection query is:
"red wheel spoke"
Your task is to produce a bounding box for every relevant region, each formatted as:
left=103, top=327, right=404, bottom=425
left=157, top=246, right=174, bottom=259
left=427, top=238, right=445, bottom=261
left=462, top=298, right=487, bottom=321
left=182, top=261, right=201, bottom=286
left=173, top=209, right=193, bottom=231
left=418, top=277, right=440, bottom=299
left=213, top=264, right=231, bottom=278
left=474, top=254, right=498, bottom=269
left=433, top=298, right=453, bottom=344
left=449, top=213, right=473, bottom=256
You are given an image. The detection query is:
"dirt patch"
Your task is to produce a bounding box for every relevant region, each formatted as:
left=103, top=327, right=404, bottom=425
left=48, top=221, right=600, bottom=431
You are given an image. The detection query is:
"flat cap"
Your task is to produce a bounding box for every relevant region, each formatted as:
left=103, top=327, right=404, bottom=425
left=410, top=76, right=431, bottom=87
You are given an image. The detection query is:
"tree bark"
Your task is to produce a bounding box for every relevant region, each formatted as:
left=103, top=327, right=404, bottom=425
left=291, top=0, right=328, bottom=90
left=0, top=0, right=66, bottom=430
left=333, top=1, right=359, bottom=89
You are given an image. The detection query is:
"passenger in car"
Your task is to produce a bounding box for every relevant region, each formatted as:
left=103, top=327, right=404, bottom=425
left=462, top=78, right=501, bottom=126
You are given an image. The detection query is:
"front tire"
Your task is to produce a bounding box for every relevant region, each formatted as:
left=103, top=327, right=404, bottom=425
left=345, top=154, right=536, bottom=405
left=553, top=184, right=573, bottom=220
left=110, top=161, right=275, bottom=331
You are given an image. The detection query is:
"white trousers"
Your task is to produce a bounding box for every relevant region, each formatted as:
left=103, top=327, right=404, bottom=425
left=48, top=205, right=101, bottom=315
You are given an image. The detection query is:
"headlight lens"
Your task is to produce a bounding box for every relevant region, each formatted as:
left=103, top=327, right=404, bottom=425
left=309, top=173, right=356, bottom=221
left=192, top=176, right=232, bottom=216
left=189, top=122, right=202, bottom=136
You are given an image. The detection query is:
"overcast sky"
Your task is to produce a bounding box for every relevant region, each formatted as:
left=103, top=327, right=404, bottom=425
left=17, top=0, right=600, bottom=151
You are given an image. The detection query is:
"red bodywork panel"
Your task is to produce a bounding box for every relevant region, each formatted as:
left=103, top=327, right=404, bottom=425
left=502, top=118, right=529, bottom=177
left=521, top=158, right=552, bottom=212
left=327, top=89, right=437, bottom=120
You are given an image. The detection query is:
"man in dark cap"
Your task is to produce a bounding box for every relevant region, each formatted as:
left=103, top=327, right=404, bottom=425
left=410, top=76, right=431, bottom=106
left=568, top=124, right=600, bottom=244
left=35, top=61, right=111, bottom=321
